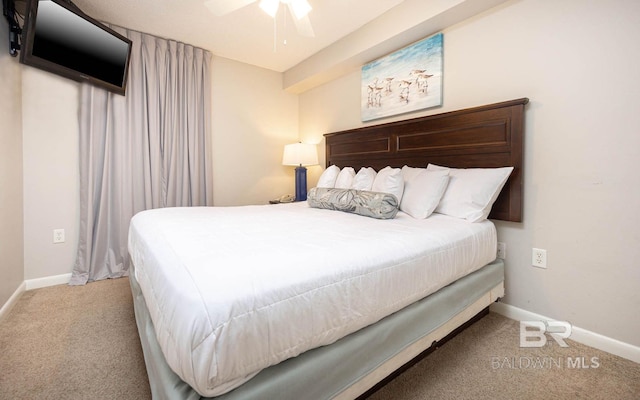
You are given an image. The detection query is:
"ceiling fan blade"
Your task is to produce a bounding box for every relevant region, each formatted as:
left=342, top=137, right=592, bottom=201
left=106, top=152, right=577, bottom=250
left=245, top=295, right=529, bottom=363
left=289, top=0, right=312, bottom=20
left=259, top=0, right=280, bottom=17
left=204, top=0, right=257, bottom=16
left=286, top=3, right=315, bottom=37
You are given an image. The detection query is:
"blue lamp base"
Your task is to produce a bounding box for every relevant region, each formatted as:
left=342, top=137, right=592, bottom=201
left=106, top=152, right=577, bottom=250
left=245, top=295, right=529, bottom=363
left=294, top=166, right=308, bottom=201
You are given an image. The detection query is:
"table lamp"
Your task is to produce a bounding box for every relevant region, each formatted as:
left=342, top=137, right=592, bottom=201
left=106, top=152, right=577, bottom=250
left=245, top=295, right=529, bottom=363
left=282, top=142, right=318, bottom=201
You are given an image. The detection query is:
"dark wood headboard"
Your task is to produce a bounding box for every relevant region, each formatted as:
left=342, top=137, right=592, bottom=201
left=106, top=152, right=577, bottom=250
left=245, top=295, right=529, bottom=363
left=324, top=98, right=529, bottom=222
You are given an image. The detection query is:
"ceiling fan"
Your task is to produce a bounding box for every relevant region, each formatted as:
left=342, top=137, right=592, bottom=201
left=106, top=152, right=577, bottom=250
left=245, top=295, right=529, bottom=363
left=204, top=0, right=315, bottom=37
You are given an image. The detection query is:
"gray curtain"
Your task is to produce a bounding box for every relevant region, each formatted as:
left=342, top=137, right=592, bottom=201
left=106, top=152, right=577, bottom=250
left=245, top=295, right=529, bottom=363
left=70, top=28, right=213, bottom=285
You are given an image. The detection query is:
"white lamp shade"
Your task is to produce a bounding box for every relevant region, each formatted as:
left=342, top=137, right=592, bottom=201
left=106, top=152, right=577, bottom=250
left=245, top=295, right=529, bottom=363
left=282, top=143, right=318, bottom=166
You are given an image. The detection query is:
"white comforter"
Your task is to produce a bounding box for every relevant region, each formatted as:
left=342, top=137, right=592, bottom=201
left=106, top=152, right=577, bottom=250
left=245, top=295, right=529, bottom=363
left=128, top=202, right=496, bottom=396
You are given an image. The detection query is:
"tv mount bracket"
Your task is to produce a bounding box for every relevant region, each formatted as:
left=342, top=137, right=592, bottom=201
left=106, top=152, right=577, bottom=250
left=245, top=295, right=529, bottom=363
left=3, top=0, right=22, bottom=56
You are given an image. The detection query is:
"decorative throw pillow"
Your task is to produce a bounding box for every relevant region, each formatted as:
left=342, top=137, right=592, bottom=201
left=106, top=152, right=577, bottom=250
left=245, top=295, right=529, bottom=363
left=372, top=166, right=404, bottom=203
left=316, top=165, right=340, bottom=188
left=400, top=169, right=450, bottom=219
left=307, top=187, right=399, bottom=219
left=351, top=167, right=377, bottom=191
left=334, top=167, right=356, bottom=189
left=427, top=164, right=514, bottom=222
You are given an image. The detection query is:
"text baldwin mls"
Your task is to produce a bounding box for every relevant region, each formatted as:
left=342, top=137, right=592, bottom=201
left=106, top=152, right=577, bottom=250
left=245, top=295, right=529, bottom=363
left=491, top=356, right=600, bottom=370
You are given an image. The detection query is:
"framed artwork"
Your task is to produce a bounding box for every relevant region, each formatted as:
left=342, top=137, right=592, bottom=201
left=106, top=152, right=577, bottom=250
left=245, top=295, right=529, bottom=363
left=361, top=32, right=443, bottom=122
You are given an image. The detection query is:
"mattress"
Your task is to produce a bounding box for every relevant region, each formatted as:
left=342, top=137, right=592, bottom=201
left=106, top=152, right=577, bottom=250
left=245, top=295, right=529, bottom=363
left=128, top=202, right=497, bottom=397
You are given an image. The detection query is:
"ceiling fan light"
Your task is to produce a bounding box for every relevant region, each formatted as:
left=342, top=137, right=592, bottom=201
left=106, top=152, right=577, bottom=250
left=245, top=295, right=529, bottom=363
left=290, top=0, right=312, bottom=20
left=259, top=0, right=280, bottom=17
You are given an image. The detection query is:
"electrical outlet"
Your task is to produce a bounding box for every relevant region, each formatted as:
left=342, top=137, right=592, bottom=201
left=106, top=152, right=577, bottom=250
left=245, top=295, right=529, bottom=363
left=497, top=242, right=506, bottom=259
left=53, top=229, right=65, bottom=244
left=532, top=248, right=547, bottom=268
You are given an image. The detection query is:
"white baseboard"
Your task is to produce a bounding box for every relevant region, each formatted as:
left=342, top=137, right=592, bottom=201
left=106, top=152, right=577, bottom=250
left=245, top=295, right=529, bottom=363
left=25, top=273, right=72, bottom=290
left=0, top=281, right=26, bottom=323
left=491, top=302, right=640, bottom=364
left=1, top=273, right=72, bottom=322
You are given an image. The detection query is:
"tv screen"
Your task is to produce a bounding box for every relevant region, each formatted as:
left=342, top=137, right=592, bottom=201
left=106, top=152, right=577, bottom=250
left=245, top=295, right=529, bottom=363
left=20, top=0, right=132, bottom=95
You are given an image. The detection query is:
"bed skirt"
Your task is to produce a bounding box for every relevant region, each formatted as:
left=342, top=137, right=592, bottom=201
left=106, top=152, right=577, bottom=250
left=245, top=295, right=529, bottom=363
left=130, top=259, right=504, bottom=400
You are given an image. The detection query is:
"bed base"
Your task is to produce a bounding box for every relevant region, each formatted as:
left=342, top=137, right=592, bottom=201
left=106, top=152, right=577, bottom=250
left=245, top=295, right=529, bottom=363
left=349, top=284, right=502, bottom=399
left=356, top=305, right=490, bottom=399
left=130, top=260, right=504, bottom=400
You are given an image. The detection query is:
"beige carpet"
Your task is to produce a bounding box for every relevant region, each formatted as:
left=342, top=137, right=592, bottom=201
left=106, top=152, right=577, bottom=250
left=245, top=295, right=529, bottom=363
left=1, top=277, right=639, bottom=399
left=0, top=278, right=150, bottom=400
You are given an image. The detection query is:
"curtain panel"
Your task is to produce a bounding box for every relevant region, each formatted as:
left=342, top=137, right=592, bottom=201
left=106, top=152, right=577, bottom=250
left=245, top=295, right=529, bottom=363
left=70, top=28, right=213, bottom=285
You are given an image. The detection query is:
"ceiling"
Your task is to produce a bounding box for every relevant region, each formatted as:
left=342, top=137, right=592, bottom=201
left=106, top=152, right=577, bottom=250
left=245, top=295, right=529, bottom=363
left=68, top=0, right=407, bottom=72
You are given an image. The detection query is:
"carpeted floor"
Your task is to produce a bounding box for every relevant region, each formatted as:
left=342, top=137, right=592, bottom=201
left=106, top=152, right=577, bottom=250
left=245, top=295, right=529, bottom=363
left=1, top=277, right=639, bottom=399
left=0, top=278, right=150, bottom=400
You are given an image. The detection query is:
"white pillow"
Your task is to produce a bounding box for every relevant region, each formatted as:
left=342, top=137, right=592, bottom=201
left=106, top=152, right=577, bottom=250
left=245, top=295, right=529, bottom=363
left=372, top=166, right=405, bottom=202
left=400, top=169, right=450, bottom=219
left=351, top=167, right=377, bottom=191
left=427, top=164, right=514, bottom=222
left=316, top=165, right=340, bottom=188
left=401, top=165, right=427, bottom=182
left=334, top=167, right=356, bottom=189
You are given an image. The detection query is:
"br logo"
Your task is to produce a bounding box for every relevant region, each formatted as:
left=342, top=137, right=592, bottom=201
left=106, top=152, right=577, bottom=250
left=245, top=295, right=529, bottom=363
left=520, top=321, right=571, bottom=347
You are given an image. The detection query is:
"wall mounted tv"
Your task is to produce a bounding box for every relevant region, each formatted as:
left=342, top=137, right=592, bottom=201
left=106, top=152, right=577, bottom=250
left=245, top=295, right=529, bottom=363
left=20, top=0, right=132, bottom=95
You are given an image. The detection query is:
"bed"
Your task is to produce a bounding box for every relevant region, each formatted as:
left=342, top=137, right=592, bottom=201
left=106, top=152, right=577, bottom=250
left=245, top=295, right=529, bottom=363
left=128, top=98, right=528, bottom=399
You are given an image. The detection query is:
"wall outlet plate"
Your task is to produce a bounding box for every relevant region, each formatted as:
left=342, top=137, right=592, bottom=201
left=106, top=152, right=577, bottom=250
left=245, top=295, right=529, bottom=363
left=53, top=228, right=65, bottom=244
left=532, top=248, right=547, bottom=268
left=497, top=242, right=506, bottom=259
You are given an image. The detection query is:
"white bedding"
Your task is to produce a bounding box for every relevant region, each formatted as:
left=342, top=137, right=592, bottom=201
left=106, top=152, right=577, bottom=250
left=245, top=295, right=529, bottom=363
left=128, top=202, right=497, bottom=397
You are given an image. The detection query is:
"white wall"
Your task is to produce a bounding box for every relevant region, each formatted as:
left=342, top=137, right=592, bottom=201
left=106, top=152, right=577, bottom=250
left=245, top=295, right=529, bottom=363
left=299, top=0, right=640, bottom=347
left=21, top=68, right=80, bottom=280
left=211, top=57, right=299, bottom=205
left=0, top=17, right=25, bottom=306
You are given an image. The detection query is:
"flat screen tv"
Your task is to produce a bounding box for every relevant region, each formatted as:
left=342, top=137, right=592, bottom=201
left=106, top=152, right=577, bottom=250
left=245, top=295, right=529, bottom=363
left=20, top=0, right=132, bottom=95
